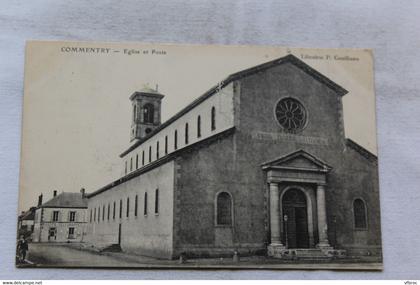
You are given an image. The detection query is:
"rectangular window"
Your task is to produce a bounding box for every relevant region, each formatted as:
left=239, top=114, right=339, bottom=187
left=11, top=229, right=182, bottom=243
left=125, top=161, right=127, bottom=174
left=102, top=205, right=105, bottom=221
left=52, top=211, right=59, bottom=222
left=142, top=151, right=145, bottom=166
left=136, top=154, right=139, bottom=169
left=155, top=189, right=159, bottom=214
left=130, top=157, right=133, bottom=171
left=94, top=208, right=96, bottom=222
left=68, top=227, right=75, bottom=239
left=165, top=136, right=168, bottom=154
left=156, top=141, right=159, bottom=159
left=89, top=209, right=92, bottom=223
left=69, top=211, right=76, bottom=222
left=119, top=200, right=122, bottom=219
left=98, top=207, right=100, bottom=223
left=48, top=227, right=56, bottom=240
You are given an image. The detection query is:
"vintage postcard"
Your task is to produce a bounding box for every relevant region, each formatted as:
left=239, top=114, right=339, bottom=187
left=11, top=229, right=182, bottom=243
left=17, top=41, right=382, bottom=269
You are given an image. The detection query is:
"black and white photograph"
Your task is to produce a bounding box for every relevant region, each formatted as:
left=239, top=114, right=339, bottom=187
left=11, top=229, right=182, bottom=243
left=16, top=41, right=382, bottom=270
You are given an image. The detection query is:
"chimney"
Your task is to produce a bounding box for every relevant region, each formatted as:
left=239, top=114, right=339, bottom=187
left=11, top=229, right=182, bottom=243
left=53, top=190, right=57, bottom=197
left=37, top=194, right=43, bottom=207
left=80, top=188, right=85, bottom=198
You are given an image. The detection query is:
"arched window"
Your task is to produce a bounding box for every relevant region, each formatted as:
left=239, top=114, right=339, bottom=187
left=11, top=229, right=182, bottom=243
left=144, top=192, right=148, bottom=215
left=216, top=192, right=232, bottom=226
left=143, top=103, right=154, bottom=123
left=119, top=199, right=122, bottom=219
left=126, top=197, right=130, bottom=217
left=136, top=154, right=139, bottom=169
left=155, top=189, right=159, bottom=214
left=135, top=195, right=138, bottom=217
left=197, top=115, right=201, bottom=138
left=185, top=123, right=189, bottom=144
left=107, top=203, right=110, bottom=220
left=130, top=157, right=133, bottom=171
left=211, top=107, right=216, bottom=131
left=174, top=130, right=178, bottom=150
left=149, top=146, right=152, bottom=163
left=353, top=199, right=367, bottom=229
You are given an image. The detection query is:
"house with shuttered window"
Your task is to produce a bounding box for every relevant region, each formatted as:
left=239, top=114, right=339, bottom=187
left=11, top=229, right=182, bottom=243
left=32, top=189, right=88, bottom=242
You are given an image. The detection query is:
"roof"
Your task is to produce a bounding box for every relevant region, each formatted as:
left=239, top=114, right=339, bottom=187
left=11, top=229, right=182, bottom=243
left=87, top=127, right=236, bottom=198
left=19, top=208, right=35, bottom=221
left=120, top=54, right=348, bottom=158
left=129, top=89, right=165, bottom=100
left=40, top=192, right=88, bottom=209
left=261, top=149, right=332, bottom=172
left=346, top=138, right=378, bottom=163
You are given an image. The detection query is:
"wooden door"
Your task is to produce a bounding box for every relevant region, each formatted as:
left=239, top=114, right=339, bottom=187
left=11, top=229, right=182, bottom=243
left=282, top=188, right=309, bottom=248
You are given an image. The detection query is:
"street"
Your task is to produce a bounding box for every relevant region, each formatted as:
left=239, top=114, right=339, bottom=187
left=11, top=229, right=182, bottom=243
left=23, top=243, right=176, bottom=268
left=19, top=242, right=382, bottom=270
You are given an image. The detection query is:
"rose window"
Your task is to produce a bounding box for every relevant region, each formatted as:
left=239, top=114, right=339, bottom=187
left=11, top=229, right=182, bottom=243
left=275, top=98, right=307, bottom=132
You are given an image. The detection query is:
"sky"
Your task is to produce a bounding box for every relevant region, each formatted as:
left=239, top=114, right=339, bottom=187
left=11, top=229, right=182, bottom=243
left=18, top=42, right=377, bottom=212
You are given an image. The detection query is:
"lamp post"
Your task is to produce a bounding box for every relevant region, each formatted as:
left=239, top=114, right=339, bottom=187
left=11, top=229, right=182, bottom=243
left=284, top=214, right=289, bottom=249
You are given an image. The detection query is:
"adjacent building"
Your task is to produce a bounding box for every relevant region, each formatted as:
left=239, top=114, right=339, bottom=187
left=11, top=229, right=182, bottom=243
left=80, top=54, right=382, bottom=261
left=17, top=207, right=36, bottom=240
left=33, top=190, right=88, bottom=242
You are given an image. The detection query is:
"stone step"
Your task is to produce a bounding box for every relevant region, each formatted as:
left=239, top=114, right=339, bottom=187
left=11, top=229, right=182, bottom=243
left=287, top=249, right=325, bottom=257
left=100, top=243, right=122, bottom=253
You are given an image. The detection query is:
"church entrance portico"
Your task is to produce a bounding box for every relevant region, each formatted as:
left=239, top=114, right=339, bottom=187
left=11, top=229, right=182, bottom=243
left=262, top=150, right=341, bottom=259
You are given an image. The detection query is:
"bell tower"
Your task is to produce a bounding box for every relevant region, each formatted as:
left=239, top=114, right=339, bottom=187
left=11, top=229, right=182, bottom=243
left=129, top=85, right=164, bottom=142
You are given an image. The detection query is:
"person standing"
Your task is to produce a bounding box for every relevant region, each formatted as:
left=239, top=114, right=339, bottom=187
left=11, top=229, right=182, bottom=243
left=17, top=236, right=29, bottom=263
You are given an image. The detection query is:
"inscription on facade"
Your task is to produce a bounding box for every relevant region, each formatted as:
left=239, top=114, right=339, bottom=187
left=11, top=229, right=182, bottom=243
left=252, top=131, right=329, bottom=146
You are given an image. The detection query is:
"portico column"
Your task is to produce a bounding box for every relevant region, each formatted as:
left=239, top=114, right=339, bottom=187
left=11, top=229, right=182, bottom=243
left=269, top=182, right=283, bottom=245
left=316, top=184, right=331, bottom=248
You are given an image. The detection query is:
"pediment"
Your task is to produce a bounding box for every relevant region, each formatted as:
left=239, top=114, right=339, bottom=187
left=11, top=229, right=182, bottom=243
left=261, top=150, right=331, bottom=172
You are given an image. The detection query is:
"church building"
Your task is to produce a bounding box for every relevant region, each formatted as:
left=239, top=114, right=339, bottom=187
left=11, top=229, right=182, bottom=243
left=85, top=54, right=382, bottom=261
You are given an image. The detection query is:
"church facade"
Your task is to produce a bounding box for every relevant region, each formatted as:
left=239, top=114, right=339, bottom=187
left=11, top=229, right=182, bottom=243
left=85, top=54, right=382, bottom=261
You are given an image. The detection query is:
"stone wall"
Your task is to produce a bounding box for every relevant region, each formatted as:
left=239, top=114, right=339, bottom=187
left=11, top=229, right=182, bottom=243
left=85, top=160, right=175, bottom=259
left=173, top=132, right=267, bottom=257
